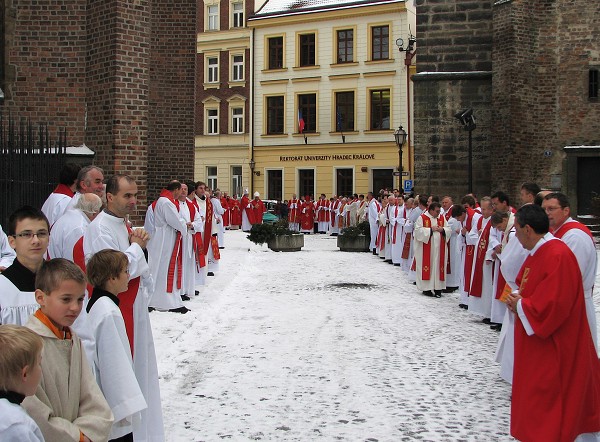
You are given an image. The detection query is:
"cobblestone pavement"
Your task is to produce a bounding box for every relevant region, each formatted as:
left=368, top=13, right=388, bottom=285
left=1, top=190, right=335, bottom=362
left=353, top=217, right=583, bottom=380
left=153, top=231, right=595, bottom=441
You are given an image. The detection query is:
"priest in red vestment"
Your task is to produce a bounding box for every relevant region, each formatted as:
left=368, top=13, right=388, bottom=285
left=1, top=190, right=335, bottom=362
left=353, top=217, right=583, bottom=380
left=300, top=198, right=315, bottom=233
left=506, top=204, right=600, bottom=442
left=250, top=192, right=266, bottom=226
left=229, top=195, right=242, bottom=229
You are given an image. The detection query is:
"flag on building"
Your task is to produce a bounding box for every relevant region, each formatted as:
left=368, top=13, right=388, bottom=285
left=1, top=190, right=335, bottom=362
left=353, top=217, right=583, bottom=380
left=298, top=108, right=305, bottom=134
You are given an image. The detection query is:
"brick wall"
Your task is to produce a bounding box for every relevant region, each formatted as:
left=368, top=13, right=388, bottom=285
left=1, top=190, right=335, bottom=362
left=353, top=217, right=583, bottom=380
left=147, top=0, right=196, bottom=201
left=492, top=0, right=600, bottom=202
left=3, top=0, right=88, bottom=140
left=2, top=0, right=197, bottom=225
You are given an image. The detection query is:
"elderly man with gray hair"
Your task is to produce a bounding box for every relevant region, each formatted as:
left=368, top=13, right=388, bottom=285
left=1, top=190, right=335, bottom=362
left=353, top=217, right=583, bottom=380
left=48, top=192, right=103, bottom=262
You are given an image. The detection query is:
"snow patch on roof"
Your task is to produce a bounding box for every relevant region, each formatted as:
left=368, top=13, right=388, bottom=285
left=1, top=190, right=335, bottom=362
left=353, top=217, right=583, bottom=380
left=254, top=0, right=400, bottom=17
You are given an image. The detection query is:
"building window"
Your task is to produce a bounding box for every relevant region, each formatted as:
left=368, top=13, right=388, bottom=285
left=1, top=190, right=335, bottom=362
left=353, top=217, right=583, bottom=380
left=207, top=167, right=218, bottom=190
left=207, top=57, right=219, bottom=83
left=232, top=2, right=244, bottom=28
left=267, top=170, right=283, bottom=201
left=299, top=33, right=316, bottom=67
left=207, top=5, right=219, bottom=31
left=207, top=108, right=219, bottom=134
left=336, top=168, right=354, bottom=197
left=371, top=25, right=389, bottom=60
left=370, top=89, right=390, bottom=130
left=232, top=55, right=244, bottom=81
left=336, top=29, right=353, bottom=63
left=231, top=166, right=243, bottom=196
left=268, top=36, right=284, bottom=70
left=335, top=91, right=355, bottom=132
left=266, top=96, right=284, bottom=134
left=232, top=107, right=244, bottom=134
left=590, top=69, right=599, bottom=100
left=298, top=93, right=316, bottom=133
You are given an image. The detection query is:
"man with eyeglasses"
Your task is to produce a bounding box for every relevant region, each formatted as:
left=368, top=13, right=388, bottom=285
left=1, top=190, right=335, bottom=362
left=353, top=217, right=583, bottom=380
left=542, top=192, right=598, bottom=351
left=0, top=206, right=50, bottom=325
left=47, top=193, right=103, bottom=263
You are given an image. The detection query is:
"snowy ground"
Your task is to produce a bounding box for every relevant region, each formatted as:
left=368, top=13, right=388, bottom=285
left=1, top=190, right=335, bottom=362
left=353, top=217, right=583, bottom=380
left=151, top=230, right=600, bottom=442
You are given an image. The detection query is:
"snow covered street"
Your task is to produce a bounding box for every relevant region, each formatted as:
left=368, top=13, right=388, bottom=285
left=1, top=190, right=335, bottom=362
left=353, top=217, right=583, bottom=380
left=151, top=230, right=600, bottom=441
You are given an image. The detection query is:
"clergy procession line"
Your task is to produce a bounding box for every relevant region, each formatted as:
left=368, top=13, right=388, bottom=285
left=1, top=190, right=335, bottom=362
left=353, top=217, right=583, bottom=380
left=0, top=162, right=599, bottom=441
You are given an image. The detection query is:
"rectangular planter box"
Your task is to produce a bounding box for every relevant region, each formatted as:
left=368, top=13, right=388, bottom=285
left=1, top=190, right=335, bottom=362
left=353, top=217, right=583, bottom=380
left=337, top=234, right=370, bottom=252
left=268, top=234, right=304, bottom=252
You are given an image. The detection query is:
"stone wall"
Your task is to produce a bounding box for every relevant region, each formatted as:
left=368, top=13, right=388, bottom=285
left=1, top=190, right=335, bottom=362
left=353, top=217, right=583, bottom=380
left=413, top=0, right=494, bottom=200
left=493, top=0, right=600, bottom=202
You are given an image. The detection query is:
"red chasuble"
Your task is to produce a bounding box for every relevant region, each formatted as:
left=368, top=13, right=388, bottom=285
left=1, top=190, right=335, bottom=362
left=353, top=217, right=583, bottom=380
left=511, top=239, right=600, bottom=442
left=316, top=199, right=330, bottom=222
left=468, top=218, right=491, bottom=297
left=463, top=208, right=476, bottom=290
left=419, top=213, right=447, bottom=281
left=251, top=199, right=266, bottom=225
left=301, top=201, right=315, bottom=231
left=241, top=195, right=253, bottom=224
left=229, top=199, right=242, bottom=226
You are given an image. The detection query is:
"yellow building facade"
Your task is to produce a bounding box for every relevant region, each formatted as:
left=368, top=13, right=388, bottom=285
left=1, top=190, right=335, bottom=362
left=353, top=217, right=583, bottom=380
left=248, top=0, right=415, bottom=200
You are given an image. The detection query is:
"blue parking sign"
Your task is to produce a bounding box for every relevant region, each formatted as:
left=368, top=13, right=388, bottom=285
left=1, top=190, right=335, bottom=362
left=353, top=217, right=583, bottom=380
left=403, top=179, right=413, bottom=192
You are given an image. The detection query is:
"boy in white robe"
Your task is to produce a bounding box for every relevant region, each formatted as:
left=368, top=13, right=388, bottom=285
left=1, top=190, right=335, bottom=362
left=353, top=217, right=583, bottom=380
left=0, top=324, right=45, bottom=442
left=86, top=250, right=147, bottom=440
left=84, top=174, right=165, bottom=442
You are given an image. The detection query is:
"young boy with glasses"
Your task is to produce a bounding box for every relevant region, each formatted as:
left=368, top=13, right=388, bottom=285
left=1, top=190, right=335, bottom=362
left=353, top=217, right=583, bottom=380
left=0, top=206, right=51, bottom=326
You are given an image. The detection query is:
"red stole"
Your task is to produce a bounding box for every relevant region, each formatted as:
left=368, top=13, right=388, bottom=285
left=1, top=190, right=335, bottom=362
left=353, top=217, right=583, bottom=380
left=330, top=200, right=340, bottom=226
left=420, top=214, right=446, bottom=281
left=53, top=184, right=75, bottom=197
left=338, top=203, right=347, bottom=228
left=201, top=197, right=214, bottom=255
left=494, top=231, right=509, bottom=299
left=119, top=222, right=141, bottom=355
left=72, top=237, right=94, bottom=297
left=155, top=190, right=183, bottom=294
left=463, top=208, right=476, bottom=292
left=392, top=206, right=401, bottom=244
left=469, top=218, right=491, bottom=297
left=186, top=199, right=206, bottom=270
left=552, top=220, right=593, bottom=239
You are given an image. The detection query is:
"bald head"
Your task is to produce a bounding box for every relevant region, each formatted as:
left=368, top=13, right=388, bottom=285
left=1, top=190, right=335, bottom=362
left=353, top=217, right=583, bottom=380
left=76, top=192, right=103, bottom=221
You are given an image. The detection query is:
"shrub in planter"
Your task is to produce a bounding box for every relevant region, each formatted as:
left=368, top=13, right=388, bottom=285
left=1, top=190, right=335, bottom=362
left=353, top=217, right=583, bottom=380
left=247, top=220, right=299, bottom=249
left=338, top=220, right=371, bottom=252
left=340, top=220, right=371, bottom=241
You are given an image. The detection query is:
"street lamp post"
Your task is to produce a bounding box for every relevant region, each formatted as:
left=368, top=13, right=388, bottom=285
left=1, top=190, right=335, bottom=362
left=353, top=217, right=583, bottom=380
left=454, top=108, right=476, bottom=194
left=394, top=125, right=408, bottom=191
left=395, top=33, right=416, bottom=181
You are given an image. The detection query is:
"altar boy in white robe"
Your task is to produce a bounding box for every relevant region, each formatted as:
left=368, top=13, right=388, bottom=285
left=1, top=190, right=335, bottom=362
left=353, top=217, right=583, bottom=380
left=84, top=174, right=165, bottom=442
left=86, top=249, right=148, bottom=441
left=148, top=181, right=192, bottom=313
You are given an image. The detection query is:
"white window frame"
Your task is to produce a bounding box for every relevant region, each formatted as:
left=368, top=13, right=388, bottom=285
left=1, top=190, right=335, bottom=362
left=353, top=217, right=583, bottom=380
left=231, top=54, right=244, bottom=81
left=207, top=167, right=218, bottom=190
left=207, top=5, right=219, bottom=31
left=231, top=1, right=244, bottom=28
left=207, top=56, right=219, bottom=83
left=232, top=107, right=244, bottom=134
left=206, top=108, right=219, bottom=135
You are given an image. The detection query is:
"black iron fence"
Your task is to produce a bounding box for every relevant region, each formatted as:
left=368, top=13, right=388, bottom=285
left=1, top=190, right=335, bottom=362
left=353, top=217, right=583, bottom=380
left=0, top=116, right=68, bottom=230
